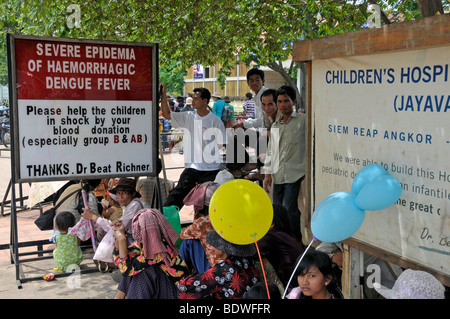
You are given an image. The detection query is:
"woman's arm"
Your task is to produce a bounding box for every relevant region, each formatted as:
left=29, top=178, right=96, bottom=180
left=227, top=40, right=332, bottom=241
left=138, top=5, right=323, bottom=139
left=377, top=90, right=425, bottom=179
left=82, top=207, right=113, bottom=233
left=112, top=220, right=128, bottom=259
left=112, top=220, right=147, bottom=276
left=160, top=83, right=171, bottom=120
left=81, top=207, right=99, bottom=222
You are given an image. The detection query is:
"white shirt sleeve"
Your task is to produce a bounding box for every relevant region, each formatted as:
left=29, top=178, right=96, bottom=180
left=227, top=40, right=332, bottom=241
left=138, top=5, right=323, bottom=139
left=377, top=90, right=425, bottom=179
left=243, top=87, right=266, bottom=129
left=243, top=104, right=263, bottom=128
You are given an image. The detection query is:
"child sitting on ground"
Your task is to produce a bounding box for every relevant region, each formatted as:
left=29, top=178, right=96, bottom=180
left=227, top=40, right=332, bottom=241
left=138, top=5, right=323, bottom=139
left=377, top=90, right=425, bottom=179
left=52, top=211, right=83, bottom=272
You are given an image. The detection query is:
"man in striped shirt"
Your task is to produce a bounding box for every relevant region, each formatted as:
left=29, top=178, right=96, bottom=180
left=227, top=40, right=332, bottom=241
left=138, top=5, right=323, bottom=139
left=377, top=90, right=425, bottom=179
left=242, top=92, right=256, bottom=118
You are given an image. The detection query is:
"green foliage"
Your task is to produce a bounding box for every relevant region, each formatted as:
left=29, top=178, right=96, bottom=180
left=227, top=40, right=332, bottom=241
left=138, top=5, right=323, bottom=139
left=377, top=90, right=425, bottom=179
left=0, top=0, right=447, bottom=89
left=160, top=61, right=187, bottom=96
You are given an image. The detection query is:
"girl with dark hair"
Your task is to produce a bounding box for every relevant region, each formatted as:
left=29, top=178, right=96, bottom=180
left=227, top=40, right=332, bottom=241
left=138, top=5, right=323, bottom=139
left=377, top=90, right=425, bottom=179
left=52, top=211, right=83, bottom=272
left=287, top=249, right=344, bottom=299
left=244, top=282, right=281, bottom=299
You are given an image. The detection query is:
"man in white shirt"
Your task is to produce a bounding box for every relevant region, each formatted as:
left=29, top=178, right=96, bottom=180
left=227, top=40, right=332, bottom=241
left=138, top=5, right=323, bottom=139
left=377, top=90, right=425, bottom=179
left=234, top=68, right=267, bottom=129
left=160, top=84, right=226, bottom=209
left=228, top=69, right=267, bottom=174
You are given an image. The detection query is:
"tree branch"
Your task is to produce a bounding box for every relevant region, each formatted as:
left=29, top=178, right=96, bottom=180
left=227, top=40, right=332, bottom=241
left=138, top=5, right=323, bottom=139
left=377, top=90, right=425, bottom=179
left=267, top=60, right=302, bottom=110
left=367, top=0, right=391, bottom=24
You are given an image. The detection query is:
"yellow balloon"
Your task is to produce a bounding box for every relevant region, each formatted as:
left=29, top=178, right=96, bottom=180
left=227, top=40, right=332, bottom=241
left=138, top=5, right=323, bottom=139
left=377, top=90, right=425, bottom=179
left=209, top=179, right=273, bottom=245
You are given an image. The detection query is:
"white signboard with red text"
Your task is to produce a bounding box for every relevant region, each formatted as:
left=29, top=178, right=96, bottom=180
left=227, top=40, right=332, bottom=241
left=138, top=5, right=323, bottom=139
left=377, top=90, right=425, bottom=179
left=8, top=35, right=158, bottom=182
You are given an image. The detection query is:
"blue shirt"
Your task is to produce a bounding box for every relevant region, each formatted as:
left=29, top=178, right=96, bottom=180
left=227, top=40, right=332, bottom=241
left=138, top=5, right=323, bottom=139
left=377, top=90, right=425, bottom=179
left=212, top=100, right=225, bottom=118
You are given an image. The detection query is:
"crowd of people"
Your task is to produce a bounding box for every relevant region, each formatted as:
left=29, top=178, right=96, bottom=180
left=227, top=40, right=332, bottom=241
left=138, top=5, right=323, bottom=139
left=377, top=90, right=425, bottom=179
left=47, top=68, right=446, bottom=300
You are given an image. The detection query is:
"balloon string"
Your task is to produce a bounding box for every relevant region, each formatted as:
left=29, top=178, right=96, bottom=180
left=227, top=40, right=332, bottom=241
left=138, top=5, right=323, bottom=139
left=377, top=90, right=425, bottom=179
left=282, top=236, right=317, bottom=299
left=254, top=236, right=270, bottom=299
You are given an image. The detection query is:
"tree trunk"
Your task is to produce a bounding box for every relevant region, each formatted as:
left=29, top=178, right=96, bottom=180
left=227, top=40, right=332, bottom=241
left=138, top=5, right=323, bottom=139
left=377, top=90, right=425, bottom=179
left=418, top=0, right=444, bottom=17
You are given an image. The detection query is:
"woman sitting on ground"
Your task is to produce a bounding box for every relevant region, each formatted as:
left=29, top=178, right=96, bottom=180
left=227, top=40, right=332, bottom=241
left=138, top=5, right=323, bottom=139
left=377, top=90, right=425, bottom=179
left=113, top=208, right=189, bottom=299
left=179, top=179, right=229, bottom=274
left=177, top=230, right=259, bottom=299
left=82, top=177, right=149, bottom=240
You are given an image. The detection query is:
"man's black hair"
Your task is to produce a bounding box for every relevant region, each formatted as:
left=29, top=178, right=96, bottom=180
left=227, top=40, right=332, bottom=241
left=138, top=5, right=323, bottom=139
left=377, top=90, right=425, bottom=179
left=246, top=68, right=265, bottom=81
left=260, top=88, right=277, bottom=102
left=193, top=87, right=211, bottom=104
left=276, top=85, right=296, bottom=102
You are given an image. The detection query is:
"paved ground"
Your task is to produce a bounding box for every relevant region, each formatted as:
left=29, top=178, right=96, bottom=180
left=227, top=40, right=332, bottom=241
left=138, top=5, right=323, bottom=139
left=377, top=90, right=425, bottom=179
left=0, top=146, right=194, bottom=298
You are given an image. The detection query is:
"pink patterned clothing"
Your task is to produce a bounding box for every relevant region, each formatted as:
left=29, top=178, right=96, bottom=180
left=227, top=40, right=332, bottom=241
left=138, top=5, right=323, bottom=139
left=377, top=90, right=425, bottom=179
left=113, top=241, right=188, bottom=281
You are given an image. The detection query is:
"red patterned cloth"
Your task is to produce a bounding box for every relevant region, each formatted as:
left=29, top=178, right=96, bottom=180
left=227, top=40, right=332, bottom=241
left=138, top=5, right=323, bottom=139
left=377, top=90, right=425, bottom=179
left=180, top=215, right=227, bottom=267
left=177, top=256, right=259, bottom=299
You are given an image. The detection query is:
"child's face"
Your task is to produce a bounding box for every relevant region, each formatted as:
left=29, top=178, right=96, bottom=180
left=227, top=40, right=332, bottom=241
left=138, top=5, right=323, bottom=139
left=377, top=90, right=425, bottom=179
left=297, top=266, right=330, bottom=298
left=107, top=196, right=115, bottom=205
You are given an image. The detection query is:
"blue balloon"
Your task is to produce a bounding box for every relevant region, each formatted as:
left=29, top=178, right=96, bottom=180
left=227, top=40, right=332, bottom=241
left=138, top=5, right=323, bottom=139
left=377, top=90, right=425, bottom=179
left=311, top=191, right=365, bottom=243
left=352, top=164, right=387, bottom=194
left=355, top=175, right=402, bottom=211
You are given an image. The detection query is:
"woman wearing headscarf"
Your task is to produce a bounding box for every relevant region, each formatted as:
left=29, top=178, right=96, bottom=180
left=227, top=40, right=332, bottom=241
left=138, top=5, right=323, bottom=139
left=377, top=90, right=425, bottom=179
left=179, top=182, right=225, bottom=274
left=113, top=208, right=189, bottom=299
left=178, top=170, right=233, bottom=274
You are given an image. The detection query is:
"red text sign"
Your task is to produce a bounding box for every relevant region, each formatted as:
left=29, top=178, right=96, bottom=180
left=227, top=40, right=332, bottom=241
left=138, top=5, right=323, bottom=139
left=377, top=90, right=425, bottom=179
left=15, top=39, right=153, bottom=101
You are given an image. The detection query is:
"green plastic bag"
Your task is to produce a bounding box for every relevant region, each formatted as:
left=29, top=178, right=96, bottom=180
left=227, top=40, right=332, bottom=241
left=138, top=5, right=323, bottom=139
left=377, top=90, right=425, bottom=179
left=162, top=205, right=183, bottom=248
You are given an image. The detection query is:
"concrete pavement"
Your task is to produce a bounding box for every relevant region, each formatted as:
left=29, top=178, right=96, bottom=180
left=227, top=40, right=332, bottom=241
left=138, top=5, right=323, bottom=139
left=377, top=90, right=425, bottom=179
left=0, top=146, right=193, bottom=298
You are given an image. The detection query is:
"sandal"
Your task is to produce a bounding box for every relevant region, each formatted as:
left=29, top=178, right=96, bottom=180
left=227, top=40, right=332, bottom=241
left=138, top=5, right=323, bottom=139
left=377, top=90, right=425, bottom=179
left=97, top=262, right=109, bottom=273
left=53, top=267, right=64, bottom=273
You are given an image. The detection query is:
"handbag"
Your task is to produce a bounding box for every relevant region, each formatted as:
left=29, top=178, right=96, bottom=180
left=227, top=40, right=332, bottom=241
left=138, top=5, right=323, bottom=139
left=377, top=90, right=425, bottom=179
left=34, top=189, right=80, bottom=231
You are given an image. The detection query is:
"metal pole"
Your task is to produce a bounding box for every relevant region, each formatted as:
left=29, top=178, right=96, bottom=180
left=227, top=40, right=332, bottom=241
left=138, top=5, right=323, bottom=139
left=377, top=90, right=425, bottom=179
left=8, top=101, right=21, bottom=289
left=156, top=84, right=164, bottom=210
